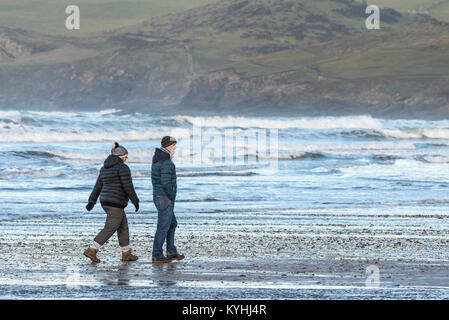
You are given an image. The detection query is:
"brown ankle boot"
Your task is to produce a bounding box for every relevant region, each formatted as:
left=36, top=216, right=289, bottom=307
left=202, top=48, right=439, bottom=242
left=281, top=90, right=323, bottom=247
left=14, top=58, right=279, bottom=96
left=84, top=247, right=100, bottom=263
left=122, top=249, right=138, bottom=261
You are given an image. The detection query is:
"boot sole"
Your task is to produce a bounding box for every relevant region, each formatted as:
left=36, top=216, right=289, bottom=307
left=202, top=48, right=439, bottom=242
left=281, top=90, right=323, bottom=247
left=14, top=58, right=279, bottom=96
left=84, top=251, right=100, bottom=263
left=122, top=258, right=139, bottom=261
left=167, top=255, right=185, bottom=261
left=152, top=259, right=172, bottom=264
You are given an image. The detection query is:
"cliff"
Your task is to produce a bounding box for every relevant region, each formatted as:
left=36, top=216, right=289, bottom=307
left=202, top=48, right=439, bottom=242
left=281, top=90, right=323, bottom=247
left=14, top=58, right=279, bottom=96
left=0, top=0, right=447, bottom=119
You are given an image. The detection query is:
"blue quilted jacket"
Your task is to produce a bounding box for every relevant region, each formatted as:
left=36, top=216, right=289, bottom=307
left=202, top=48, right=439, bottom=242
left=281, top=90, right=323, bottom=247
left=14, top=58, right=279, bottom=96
left=151, top=148, right=177, bottom=200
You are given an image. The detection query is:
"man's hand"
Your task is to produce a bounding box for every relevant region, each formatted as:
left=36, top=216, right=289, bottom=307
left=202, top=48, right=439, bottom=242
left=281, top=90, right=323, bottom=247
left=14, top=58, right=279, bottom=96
left=86, top=202, right=95, bottom=211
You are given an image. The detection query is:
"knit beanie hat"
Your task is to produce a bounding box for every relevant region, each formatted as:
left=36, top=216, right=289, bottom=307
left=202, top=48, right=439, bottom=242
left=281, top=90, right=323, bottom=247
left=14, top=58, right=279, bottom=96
left=161, top=136, right=177, bottom=148
left=111, top=142, right=128, bottom=156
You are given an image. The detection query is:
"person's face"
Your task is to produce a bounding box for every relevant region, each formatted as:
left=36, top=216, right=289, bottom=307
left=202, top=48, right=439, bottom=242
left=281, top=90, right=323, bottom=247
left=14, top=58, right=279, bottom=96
left=166, top=143, right=177, bottom=152
left=119, top=154, right=128, bottom=162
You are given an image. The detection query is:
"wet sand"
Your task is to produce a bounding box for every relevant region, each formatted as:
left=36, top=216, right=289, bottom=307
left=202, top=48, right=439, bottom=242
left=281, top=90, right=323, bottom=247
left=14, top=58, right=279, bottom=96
left=0, top=207, right=449, bottom=299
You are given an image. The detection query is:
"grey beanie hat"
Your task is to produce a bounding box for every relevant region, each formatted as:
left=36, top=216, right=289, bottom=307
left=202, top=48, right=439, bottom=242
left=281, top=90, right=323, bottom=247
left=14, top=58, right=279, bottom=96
left=111, top=142, right=128, bottom=156
left=161, top=136, right=177, bottom=148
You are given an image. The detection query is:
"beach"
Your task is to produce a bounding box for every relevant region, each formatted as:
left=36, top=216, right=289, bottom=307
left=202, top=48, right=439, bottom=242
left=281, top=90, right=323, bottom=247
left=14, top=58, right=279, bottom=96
left=1, top=110, right=449, bottom=299
left=0, top=205, right=448, bottom=299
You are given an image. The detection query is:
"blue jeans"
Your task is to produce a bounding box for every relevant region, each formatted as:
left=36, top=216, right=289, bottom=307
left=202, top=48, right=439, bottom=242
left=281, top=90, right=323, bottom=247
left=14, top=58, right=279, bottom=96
left=152, top=195, right=177, bottom=258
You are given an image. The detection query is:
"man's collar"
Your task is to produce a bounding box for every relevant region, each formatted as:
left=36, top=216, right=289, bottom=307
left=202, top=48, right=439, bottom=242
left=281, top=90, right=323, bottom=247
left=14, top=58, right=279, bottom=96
left=160, top=147, right=170, bottom=154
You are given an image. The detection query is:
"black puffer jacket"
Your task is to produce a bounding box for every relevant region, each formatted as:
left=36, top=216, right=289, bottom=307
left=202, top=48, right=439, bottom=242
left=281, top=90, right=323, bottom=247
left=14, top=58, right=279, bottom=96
left=88, top=155, right=139, bottom=209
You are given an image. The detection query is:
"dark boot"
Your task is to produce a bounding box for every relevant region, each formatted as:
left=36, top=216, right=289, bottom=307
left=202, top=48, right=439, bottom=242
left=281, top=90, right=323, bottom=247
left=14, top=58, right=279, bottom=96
left=152, top=256, right=172, bottom=264
left=84, top=247, right=100, bottom=263
left=122, top=249, right=138, bottom=261
left=167, top=253, right=185, bottom=260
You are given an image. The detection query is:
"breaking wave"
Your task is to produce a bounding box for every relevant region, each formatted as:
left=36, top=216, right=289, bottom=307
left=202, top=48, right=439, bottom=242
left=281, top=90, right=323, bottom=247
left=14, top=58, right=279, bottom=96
left=172, top=115, right=384, bottom=129
left=379, top=128, right=449, bottom=140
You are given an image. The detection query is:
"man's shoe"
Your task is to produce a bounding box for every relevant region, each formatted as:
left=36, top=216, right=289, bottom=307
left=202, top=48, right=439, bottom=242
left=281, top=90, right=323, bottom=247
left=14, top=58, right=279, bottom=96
left=84, top=247, right=100, bottom=263
left=167, top=253, right=185, bottom=260
left=122, top=249, right=138, bottom=261
left=152, top=256, right=172, bottom=264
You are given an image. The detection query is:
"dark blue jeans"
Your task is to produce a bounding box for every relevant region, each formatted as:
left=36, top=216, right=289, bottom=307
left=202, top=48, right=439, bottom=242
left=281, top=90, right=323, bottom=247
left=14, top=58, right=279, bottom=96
left=152, top=195, right=177, bottom=258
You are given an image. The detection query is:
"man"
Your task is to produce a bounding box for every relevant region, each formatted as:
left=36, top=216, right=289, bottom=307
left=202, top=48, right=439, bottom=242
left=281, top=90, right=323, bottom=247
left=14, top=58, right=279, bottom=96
left=83, top=142, right=140, bottom=263
left=151, top=136, right=184, bottom=263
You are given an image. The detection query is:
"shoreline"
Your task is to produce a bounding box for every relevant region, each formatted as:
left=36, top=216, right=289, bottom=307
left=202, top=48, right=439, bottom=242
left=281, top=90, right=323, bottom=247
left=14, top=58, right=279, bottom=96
left=1, top=210, right=448, bottom=299
left=1, top=257, right=448, bottom=299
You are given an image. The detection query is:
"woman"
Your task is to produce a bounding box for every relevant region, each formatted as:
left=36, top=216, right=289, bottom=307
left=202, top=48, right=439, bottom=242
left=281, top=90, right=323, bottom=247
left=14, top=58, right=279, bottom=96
left=83, top=142, right=140, bottom=263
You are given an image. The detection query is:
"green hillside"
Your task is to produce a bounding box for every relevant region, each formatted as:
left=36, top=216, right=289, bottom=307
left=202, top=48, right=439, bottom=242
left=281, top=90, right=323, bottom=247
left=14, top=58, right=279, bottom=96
left=359, top=0, right=435, bottom=11
left=0, top=0, right=448, bottom=118
left=429, top=1, right=449, bottom=21
left=358, top=0, right=449, bottom=21
left=134, top=0, right=415, bottom=73
left=0, top=0, right=217, bottom=36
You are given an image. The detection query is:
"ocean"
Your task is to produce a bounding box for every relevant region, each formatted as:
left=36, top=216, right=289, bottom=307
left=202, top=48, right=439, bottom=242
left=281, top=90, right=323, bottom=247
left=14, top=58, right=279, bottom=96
left=2, top=109, right=449, bottom=220
left=1, top=109, right=449, bottom=299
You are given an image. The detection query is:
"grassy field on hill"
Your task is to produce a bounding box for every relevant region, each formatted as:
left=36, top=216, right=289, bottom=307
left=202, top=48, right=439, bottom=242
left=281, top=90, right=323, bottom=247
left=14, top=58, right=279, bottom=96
left=1, top=0, right=448, bottom=116
left=0, top=0, right=217, bottom=35
left=133, top=0, right=415, bottom=74
left=360, top=0, right=435, bottom=11
left=429, top=1, right=449, bottom=21
left=217, top=20, right=449, bottom=82
left=358, top=0, right=449, bottom=21
left=1, top=0, right=448, bottom=37
left=1, top=0, right=438, bottom=37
